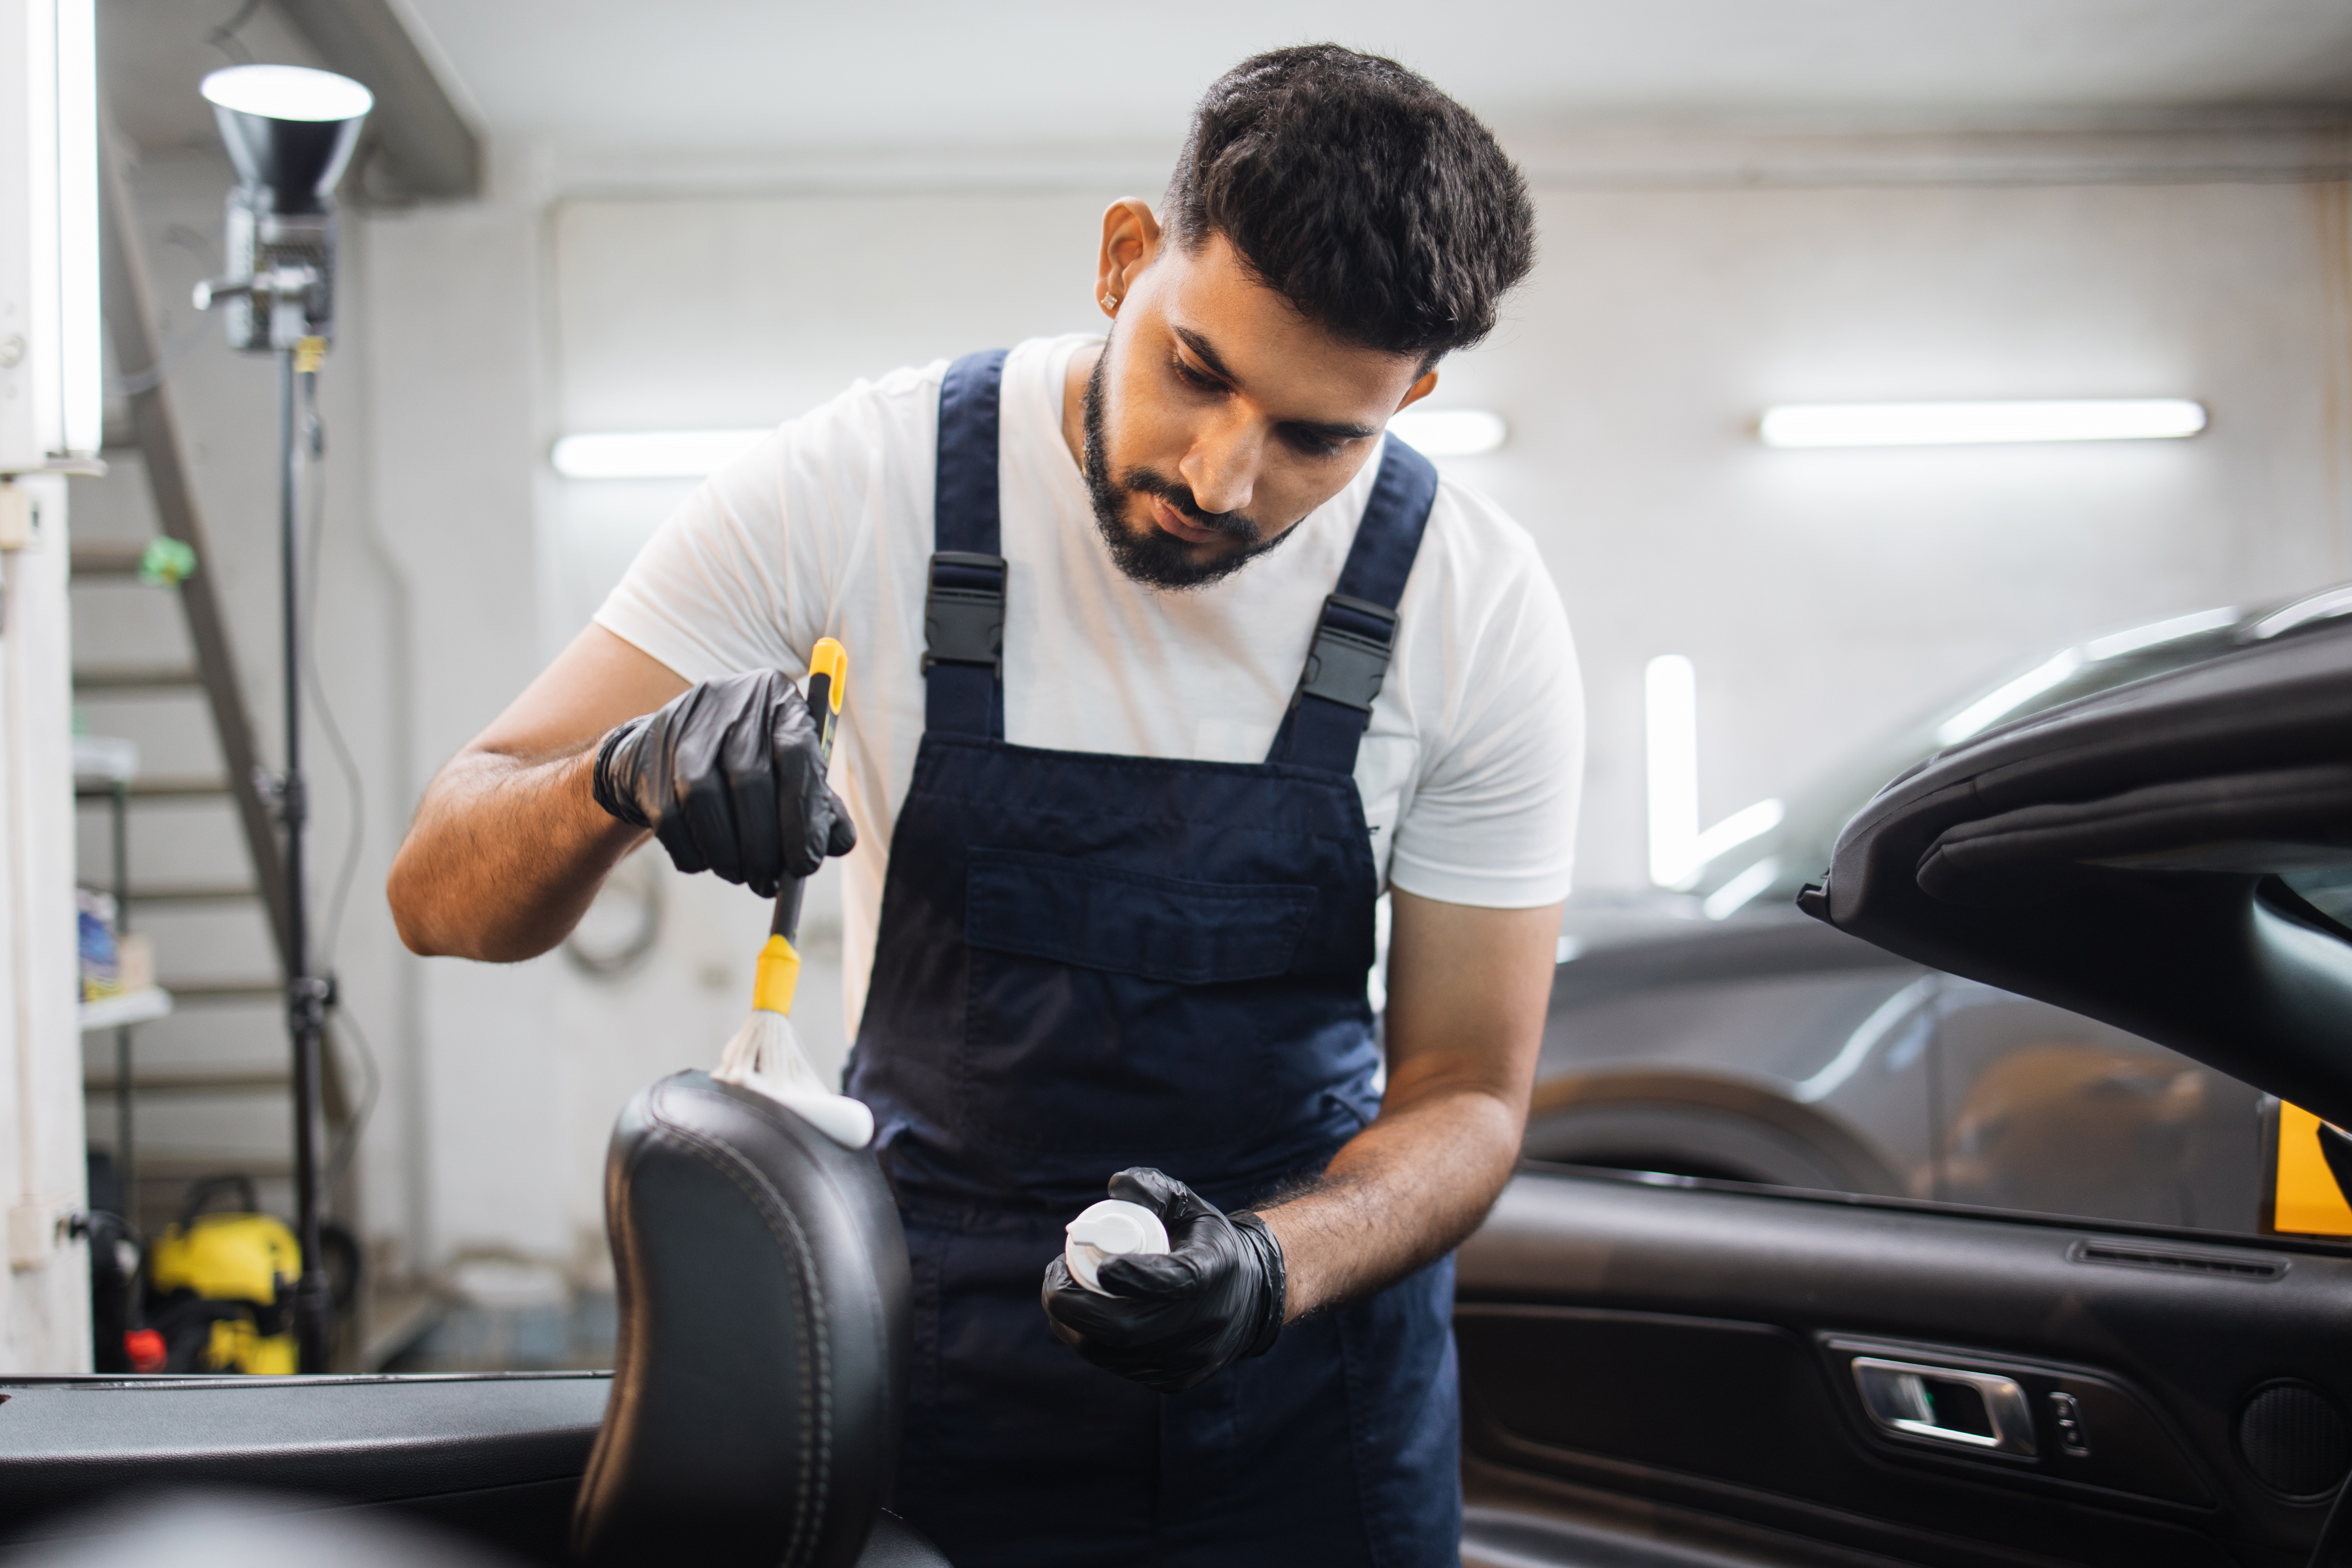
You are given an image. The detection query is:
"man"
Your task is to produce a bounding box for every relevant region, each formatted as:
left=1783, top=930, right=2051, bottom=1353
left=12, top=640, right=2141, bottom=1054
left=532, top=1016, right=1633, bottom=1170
left=390, top=44, right=1580, bottom=1568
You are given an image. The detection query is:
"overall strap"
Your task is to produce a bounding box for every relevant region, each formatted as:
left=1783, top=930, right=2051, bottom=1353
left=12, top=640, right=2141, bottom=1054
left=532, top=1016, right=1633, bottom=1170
left=925, top=349, right=1011, bottom=738
left=1268, top=436, right=1441, bottom=774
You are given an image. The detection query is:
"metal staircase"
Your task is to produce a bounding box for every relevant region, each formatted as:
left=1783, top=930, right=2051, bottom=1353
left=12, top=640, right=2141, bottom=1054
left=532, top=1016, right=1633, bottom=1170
left=75, top=135, right=351, bottom=1238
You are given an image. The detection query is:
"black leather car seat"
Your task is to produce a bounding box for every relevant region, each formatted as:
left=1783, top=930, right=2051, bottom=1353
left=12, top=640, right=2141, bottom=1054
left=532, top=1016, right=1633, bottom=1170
left=573, top=1070, right=947, bottom=1567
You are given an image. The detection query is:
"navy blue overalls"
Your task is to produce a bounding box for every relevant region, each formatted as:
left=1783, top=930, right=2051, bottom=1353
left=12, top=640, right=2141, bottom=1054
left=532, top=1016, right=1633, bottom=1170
left=846, top=350, right=1457, bottom=1567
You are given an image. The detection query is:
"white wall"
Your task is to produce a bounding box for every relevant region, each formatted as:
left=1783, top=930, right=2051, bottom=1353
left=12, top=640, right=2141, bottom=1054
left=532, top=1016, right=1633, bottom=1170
left=547, top=165, right=2352, bottom=898
left=1457, top=175, right=2352, bottom=886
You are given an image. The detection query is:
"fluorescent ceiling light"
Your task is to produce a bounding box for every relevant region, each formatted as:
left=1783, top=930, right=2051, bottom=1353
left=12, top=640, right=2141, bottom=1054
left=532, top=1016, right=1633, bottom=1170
left=1688, top=797, right=1784, bottom=876
left=563, top=411, right=1511, bottom=477
left=199, top=63, right=374, bottom=122
left=1759, top=399, right=2207, bottom=450
left=56, top=0, right=98, bottom=458
left=1645, top=655, right=1698, bottom=888
left=1390, top=408, right=1506, bottom=456
left=552, top=429, right=767, bottom=479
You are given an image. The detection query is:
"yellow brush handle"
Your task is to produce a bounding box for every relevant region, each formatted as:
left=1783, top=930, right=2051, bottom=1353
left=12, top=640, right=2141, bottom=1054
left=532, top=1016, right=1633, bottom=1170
left=757, top=639, right=849, bottom=1012
left=809, top=637, right=848, bottom=713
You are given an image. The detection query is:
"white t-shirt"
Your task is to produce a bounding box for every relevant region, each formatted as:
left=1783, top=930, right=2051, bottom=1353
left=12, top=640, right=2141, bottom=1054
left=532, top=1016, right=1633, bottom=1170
left=596, top=335, right=1584, bottom=1030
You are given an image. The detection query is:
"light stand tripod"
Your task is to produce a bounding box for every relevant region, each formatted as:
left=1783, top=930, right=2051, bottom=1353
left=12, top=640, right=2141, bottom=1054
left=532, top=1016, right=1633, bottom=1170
left=194, top=63, right=372, bottom=1373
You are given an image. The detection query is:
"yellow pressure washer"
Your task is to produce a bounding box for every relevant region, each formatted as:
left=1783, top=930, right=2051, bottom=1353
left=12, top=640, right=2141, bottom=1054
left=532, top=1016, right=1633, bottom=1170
left=145, top=1176, right=360, bottom=1375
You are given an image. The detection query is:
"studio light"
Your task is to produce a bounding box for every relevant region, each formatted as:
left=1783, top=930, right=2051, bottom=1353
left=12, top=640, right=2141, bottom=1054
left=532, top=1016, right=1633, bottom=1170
left=1758, top=399, right=2207, bottom=450
left=193, top=64, right=373, bottom=353
left=1389, top=408, right=1506, bottom=456
left=190, top=61, right=372, bottom=1375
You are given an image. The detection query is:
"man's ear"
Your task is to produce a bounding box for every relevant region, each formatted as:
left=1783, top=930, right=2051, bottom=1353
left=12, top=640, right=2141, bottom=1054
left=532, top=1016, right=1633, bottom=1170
left=1096, top=198, right=1161, bottom=318
left=1395, top=370, right=1439, bottom=413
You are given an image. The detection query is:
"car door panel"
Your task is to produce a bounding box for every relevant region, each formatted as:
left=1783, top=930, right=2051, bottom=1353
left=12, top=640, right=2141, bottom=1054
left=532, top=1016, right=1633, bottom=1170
left=0, top=1372, right=610, bottom=1561
left=1458, top=1171, right=2351, bottom=1568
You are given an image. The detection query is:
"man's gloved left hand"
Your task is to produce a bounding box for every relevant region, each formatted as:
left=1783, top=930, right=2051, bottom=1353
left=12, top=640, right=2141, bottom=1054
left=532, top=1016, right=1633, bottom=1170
left=1040, top=1167, right=1287, bottom=1394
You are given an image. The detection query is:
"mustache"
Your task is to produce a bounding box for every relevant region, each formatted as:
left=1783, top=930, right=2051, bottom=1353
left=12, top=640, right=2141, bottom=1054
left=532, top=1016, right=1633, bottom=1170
left=1117, top=468, right=1264, bottom=545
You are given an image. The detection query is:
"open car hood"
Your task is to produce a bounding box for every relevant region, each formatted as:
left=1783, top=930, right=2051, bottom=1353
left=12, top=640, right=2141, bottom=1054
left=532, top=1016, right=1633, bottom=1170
left=1802, top=618, right=2352, bottom=1129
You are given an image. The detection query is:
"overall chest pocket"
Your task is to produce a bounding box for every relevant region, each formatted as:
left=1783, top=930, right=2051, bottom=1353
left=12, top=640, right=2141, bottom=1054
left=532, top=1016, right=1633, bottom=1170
left=959, top=849, right=1321, bottom=1153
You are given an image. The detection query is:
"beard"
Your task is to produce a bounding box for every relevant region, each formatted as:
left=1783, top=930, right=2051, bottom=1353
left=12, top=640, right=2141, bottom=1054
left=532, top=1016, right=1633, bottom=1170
left=1081, top=344, right=1298, bottom=591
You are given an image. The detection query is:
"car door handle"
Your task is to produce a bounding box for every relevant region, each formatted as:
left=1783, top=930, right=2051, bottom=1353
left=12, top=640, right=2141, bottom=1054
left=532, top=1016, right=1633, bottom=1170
left=1851, top=1356, right=2037, bottom=1456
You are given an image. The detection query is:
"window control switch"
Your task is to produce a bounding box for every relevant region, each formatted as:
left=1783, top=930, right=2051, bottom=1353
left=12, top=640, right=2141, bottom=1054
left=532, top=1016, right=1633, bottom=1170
left=2050, top=1391, right=2092, bottom=1456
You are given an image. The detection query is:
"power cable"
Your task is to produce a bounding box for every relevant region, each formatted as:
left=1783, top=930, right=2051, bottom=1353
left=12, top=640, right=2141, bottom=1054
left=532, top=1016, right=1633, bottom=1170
left=204, top=0, right=263, bottom=66
left=105, top=229, right=223, bottom=398
left=325, top=1005, right=382, bottom=1192
left=295, top=371, right=380, bottom=1201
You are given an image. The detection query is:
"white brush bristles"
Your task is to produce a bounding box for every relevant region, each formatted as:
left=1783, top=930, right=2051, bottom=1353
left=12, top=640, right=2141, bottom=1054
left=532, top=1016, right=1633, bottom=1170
left=713, top=1008, right=876, bottom=1150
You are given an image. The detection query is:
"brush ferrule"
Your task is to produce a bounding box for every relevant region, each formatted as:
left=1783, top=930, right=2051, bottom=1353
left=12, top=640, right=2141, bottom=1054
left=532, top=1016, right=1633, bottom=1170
left=752, top=934, right=802, bottom=1015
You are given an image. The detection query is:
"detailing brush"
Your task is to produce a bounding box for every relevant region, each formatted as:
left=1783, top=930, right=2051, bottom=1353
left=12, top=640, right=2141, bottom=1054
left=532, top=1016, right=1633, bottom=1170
left=712, top=637, right=874, bottom=1149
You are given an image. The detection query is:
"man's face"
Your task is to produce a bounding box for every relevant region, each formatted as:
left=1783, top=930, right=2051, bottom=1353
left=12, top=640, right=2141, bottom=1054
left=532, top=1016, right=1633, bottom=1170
left=1083, top=230, right=1435, bottom=590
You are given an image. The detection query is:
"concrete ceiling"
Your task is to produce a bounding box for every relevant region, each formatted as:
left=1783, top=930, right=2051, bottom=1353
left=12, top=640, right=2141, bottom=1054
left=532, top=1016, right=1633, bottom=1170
left=395, top=0, right=2352, bottom=159
left=102, top=0, right=327, bottom=155
left=97, top=0, right=2352, bottom=196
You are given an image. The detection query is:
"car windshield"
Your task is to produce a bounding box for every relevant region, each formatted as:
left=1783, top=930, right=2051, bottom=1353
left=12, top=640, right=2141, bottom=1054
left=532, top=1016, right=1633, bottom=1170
left=1683, top=604, right=2312, bottom=916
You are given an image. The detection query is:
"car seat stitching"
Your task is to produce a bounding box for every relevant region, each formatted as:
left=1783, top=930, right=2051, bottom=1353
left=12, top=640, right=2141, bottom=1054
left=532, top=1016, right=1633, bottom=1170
left=656, top=1120, right=830, bottom=1568
left=574, top=1126, right=662, bottom=1550
left=649, top=1110, right=835, bottom=1568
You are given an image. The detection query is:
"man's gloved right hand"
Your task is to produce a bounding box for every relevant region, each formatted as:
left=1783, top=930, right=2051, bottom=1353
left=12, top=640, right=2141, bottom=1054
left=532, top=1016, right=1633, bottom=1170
left=591, top=669, right=855, bottom=898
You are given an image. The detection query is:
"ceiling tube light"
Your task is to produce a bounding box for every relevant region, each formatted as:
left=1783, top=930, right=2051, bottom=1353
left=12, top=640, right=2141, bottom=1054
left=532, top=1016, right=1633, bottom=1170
left=1688, top=797, right=1784, bottom=873
left=552, top=429, right=768, bottom=479
left=1645, top=654, right=1698, bottom=888
left=1390, top=408, right=1507, bottom=456
left=54, top=0, right=100, bottom=458
left=1759, top=399, right=2207, bottom=450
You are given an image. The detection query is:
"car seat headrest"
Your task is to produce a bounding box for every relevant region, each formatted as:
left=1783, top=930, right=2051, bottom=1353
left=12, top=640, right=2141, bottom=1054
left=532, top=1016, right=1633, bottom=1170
left=573, top=1070, right=912, bottom=1568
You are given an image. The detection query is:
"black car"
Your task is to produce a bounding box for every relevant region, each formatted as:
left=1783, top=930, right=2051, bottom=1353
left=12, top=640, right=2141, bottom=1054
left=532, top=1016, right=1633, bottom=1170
left=1460, top=603, right=2352, bottom=1567
left=1529, top=583, right=2352, bottom=1240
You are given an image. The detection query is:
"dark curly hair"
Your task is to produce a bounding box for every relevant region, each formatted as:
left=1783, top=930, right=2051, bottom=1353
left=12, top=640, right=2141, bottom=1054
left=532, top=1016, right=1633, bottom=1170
left=1163, top=45, right=1535, bottom=366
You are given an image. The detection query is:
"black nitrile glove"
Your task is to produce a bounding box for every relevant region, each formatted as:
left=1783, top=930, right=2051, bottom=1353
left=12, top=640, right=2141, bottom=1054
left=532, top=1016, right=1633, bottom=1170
left=1040, top=1167, right=1287, bottom=1394
left=591, top=669, right=855, bottom=899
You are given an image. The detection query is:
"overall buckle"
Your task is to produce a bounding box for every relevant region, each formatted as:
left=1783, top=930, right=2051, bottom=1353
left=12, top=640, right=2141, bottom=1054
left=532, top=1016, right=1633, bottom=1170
left=1296, top=593, right=1399, bottom=713
left=923, top=551, right=1008, bottom=676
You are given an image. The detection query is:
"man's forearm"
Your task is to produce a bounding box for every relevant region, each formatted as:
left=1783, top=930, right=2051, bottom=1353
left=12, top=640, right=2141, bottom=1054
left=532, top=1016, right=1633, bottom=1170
left=1255, top=1078, right=1523, bottom=1322
left=388, top=742, right=642, bottom=962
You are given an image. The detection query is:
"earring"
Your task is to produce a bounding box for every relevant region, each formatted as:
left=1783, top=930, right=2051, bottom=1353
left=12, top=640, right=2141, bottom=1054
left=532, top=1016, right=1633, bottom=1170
left=1100, top=292, right=1120, bottom=312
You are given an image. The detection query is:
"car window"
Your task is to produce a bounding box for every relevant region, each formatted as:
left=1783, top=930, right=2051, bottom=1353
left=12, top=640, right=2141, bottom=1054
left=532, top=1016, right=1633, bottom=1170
left=1928, top=982, right=2263, bottom=1230
left=1531, top=938, right=2304, bottom=1243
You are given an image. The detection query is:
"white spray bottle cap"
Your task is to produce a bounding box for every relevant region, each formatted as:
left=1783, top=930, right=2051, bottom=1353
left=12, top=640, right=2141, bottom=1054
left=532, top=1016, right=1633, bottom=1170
left=1063, top=1199, right=1170, bottom=1295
